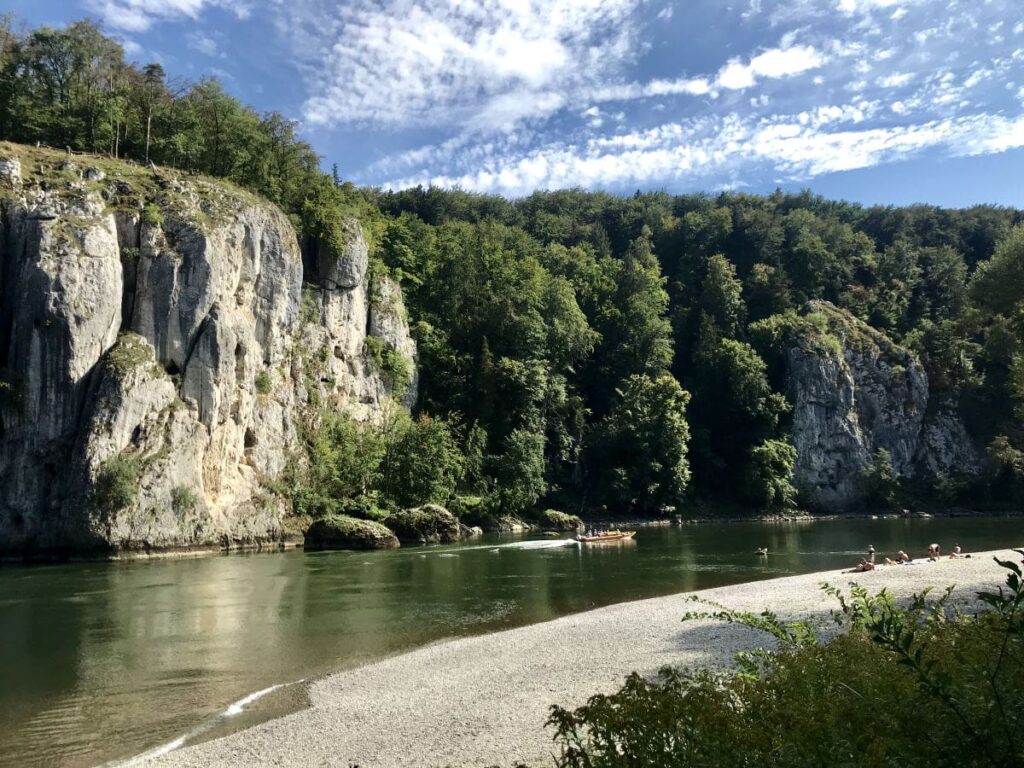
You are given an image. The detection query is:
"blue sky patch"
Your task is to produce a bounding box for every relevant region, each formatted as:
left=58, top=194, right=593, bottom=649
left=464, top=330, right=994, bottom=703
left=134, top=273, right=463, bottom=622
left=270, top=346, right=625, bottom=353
left=15, top=0, right=1024, bottom=205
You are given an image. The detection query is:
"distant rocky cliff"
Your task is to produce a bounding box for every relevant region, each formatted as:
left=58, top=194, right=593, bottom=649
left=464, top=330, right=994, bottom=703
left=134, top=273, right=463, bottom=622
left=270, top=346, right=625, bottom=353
left=0, top=144, right=416, bottom=554
left=786, top=301, right=981, bottom=511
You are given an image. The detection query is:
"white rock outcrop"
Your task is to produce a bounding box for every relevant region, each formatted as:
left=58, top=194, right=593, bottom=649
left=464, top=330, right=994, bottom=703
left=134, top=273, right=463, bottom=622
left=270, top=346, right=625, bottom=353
left=0, top=146, right=416, bottom=553
left=787, top=301, right=981, bottom=511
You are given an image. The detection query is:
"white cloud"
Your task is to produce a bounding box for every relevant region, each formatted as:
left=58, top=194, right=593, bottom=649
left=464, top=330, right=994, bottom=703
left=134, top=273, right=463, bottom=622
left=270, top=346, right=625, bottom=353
left=837, top=0, right=912, bottom=15
left=878, top=72, right=914, bottom=88
left=84, top=0, right=250, bottom=31
left=383, top=110, right=1024, bottom=195
left=279, top=0, right=646, bottom=132
left=187, top=31, right=219, bottom=57
left=716, top=45, right=826, bottom=89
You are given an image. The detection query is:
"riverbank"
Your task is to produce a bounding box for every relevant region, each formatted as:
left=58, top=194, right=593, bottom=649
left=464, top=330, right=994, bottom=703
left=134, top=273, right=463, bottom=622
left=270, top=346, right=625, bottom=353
left=140, top=548, right=1020, bottom=768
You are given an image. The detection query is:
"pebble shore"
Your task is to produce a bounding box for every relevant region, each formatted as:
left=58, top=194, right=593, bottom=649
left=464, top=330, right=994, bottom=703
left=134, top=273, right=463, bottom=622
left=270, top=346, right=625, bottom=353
left=144, top=549, right=1021, bottom=768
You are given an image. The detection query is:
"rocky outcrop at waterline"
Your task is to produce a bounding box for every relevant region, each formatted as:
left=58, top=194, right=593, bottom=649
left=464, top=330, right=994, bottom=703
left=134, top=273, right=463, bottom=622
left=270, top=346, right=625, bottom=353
left=0, top=143, right=416, bottom=554
left=785, top=301, right=982, bottom=511
left=383, top=504, right=465, bottom=545
left=303, top=514, right=400, bottom=551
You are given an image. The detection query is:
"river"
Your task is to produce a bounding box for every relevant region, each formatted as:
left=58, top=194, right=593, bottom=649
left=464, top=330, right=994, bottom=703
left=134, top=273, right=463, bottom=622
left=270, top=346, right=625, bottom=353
left=1, top=515, right=1020, bottom=767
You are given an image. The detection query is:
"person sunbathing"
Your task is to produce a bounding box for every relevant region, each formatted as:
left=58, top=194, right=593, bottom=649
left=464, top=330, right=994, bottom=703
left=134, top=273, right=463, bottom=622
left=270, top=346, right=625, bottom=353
left=846, top=558, right=875, bottom=573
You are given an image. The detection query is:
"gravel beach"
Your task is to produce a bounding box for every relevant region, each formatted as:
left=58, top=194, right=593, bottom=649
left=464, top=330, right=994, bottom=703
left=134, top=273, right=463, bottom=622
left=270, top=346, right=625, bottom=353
left=143, top=549, right=1021, bottom=768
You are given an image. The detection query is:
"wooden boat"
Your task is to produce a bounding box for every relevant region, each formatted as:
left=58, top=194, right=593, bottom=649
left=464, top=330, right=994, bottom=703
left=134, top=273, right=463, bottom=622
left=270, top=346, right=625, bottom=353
left=578, top=529, right=636, bottom=543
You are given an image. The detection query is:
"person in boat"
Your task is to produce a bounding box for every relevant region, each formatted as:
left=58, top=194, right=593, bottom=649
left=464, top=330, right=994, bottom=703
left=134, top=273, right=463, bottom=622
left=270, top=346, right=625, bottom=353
left=928, top=543, right=940, bottom=561
left=847, top=558, right=875, bottom=573
left=755, top=547, right=768, bottom=556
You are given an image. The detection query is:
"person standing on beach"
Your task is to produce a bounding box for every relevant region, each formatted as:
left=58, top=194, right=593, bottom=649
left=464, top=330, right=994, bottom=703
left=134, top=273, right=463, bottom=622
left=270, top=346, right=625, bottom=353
left=867, top=545, right=876, bottom=564
left=928, top=543, right=940, bottom=561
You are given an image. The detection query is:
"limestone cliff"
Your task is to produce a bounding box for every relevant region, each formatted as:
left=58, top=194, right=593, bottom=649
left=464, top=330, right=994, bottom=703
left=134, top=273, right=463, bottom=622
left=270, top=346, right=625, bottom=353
left=786, top=301, right=981, bottom=511
left=0, top=144, right=416, bottom=554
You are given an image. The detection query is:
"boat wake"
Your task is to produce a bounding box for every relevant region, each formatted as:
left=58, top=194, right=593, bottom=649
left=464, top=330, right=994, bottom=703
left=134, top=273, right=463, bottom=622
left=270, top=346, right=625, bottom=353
left=451, top=538, right=581, bottom=554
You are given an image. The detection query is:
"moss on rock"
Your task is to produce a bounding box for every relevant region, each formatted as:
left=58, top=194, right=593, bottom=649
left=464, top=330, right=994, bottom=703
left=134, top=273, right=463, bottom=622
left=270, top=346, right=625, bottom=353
left=383, top=504, right=462, bottom=544
left=530, top=509, right=585, bottom=532
left=303, top=514, right=399, bottom=551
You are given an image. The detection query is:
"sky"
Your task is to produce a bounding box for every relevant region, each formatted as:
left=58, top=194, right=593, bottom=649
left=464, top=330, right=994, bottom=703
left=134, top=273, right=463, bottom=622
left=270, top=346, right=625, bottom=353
left=12, top=0, right=1024, bottom=206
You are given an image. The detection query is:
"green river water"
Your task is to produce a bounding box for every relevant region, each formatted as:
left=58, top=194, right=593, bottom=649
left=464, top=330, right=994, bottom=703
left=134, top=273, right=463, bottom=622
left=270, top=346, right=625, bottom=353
left=1, top=516, right=1021, bottom=767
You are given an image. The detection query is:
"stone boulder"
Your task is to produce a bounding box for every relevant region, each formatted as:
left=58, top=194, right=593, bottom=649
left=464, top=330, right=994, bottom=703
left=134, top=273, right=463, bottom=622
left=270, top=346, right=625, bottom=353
left=383, top=504, right=463, bottom=544
left=531, top=509, right=584, bottom=532
left=303, top=515, right=399, bottom=551
left=316, top=217, right=368, bottom=290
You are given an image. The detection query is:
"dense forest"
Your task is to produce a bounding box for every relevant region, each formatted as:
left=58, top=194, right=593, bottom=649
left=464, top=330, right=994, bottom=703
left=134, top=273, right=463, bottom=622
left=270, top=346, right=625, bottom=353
left=3, top=17, right=1023, bottom=520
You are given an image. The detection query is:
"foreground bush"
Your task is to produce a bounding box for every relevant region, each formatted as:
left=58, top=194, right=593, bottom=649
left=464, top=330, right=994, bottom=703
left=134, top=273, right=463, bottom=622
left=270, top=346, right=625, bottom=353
left=548, top=551, right=1024, bottom=768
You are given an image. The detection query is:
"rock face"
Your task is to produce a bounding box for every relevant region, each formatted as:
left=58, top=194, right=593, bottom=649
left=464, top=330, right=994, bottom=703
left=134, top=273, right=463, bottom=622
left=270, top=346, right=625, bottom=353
left=0, top=144, right=416, bottom=554
left=786, top=302, right=981, bottom=511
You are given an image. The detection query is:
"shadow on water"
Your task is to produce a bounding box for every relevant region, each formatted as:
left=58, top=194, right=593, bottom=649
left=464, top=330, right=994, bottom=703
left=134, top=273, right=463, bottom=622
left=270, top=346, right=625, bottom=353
left=0, top=515, right=1019, bottom=767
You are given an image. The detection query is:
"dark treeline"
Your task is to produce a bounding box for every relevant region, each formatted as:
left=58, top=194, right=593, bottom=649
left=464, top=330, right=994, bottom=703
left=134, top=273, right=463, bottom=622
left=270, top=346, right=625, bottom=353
left=4, top=16, right=1023, bottom=518
left=371, top=187, right=1024, bottom=515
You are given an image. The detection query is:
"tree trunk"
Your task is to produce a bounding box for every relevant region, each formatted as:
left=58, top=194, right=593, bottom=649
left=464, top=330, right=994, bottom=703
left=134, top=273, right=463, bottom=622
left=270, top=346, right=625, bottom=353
left=145, top=110, right=152, bottom=164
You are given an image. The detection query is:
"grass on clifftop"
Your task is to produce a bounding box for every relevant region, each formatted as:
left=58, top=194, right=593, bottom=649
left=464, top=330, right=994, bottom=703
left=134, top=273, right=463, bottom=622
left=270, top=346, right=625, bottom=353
left=0, top=141, right=264, bottom=230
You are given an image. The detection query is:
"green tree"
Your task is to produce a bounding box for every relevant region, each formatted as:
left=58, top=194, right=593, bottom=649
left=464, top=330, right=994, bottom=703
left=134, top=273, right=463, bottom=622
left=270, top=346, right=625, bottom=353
left=293, top=412, right=385, bottom=518
left=380, top=413, right=464, bottom=509
left=861, top=448, right=900, bottom=509
left=700, top=254, right=746, bottom=338
left=491, top=428, right=547, bottom=515
left=744, top=439, right=799, bottom=511
left=590, top=374, right=691, bottom=514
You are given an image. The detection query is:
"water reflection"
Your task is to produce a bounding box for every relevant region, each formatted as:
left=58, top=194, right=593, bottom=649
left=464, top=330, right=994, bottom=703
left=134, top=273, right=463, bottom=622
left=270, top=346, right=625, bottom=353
left=0, top=516, right=1020, bottom=768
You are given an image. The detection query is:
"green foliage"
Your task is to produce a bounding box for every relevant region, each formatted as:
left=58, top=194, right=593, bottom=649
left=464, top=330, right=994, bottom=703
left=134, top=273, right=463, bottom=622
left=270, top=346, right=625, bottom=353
left=254, top=370, right=272, bottom=395
left=491, top=428, right=547, bottom=516
left=699, top=254, right=746, bottom=338
left=380, top=413, right=464, bottom=508
left=549, top=552, right=1024, bottom=768
left=861, top=447, right=900, bottom=509
left=170, top=485, right=197, bottom=515
left=987, top=436, right=1024, bottom=502
left=589, top=374, right=691, bottom=514
left=291, top=411, right=385, bottom=519
left=105, top=332, right=162, bottom=379
left=91, top=454, right=140, bottom=517
left=744, top=438, right=799, bottom=511
left=364, top=335, right=413, bottom=394
left=971, top=225, right=1024, bottom=318
left=140, top=202, right=163, bottom=228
